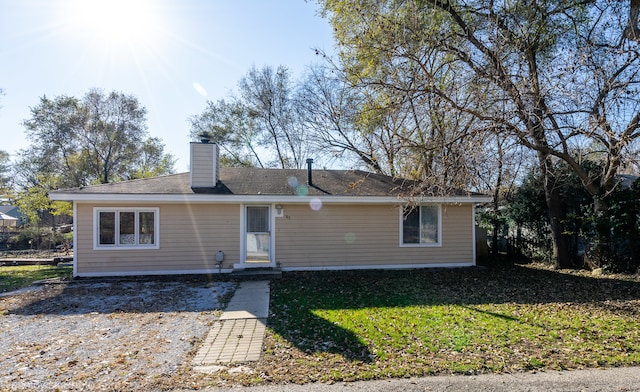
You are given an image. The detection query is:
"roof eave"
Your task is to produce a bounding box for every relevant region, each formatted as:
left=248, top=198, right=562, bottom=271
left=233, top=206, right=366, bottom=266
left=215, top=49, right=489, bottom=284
left=49, top=192, right=492, bottom=204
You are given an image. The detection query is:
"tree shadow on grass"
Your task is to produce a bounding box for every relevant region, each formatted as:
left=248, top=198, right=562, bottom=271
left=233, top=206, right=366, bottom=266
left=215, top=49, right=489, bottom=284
left=5, top=265, right=640, bottom=363
left=268, top=306, right=374, bottom=362
left=267, top=264, right=640, bottom=362
left=273, top=264, right=640, bottom=309
left=461, top=305, right=520, bottom=321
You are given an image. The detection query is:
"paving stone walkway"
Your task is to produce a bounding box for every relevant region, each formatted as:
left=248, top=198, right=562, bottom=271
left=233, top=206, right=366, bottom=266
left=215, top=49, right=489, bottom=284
left=193, top=280, right=270, bottom=366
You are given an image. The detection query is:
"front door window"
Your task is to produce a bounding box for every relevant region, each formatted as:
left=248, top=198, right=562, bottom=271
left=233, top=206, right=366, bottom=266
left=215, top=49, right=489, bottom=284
left=246, top=206, right=270, bottom=261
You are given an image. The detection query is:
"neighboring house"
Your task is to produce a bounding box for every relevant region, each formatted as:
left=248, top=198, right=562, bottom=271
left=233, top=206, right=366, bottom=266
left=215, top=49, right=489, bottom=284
left=0, top=212, right=18, bottom=232
left=619, top=174, right=639, bottom=189
left=50, top=141, right=492, bottom=277
left=0, top=205, right=27, bottom=227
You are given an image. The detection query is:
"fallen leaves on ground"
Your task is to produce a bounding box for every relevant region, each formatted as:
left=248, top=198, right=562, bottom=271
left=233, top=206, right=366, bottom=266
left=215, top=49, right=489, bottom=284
left=1, top=264, right=639, bottom=390
left=0, top=277, right=236, bottom=391
left=205, top=264, right=640, bottom=386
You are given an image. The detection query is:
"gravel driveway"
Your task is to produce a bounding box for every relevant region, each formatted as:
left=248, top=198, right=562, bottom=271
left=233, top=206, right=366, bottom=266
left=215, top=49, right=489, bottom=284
left=3, top=275, right=639, bottom=392
left=0, top=277, right=236, bottom=391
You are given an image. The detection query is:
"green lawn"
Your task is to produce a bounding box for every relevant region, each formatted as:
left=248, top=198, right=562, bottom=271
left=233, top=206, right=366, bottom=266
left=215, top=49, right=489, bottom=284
left=0, top=265, right=73, bottom=293
left=3, top=263, right=639, bottom=386
left=210, top=264, right=640, bottom=385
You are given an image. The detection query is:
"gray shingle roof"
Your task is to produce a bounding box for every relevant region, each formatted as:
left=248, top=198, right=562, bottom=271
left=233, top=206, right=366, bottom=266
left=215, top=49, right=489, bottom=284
left=52, top=168, right=425, bottom=197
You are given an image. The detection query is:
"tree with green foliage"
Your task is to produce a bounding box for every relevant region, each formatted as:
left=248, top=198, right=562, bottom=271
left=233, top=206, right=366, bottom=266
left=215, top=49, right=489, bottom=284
left=319, top=0, right=640, bottom=268
left=124, top=137, right=177, bottom=180
left=12, top=174, right=71, bottom=227
left=9, top=173, right=72, bottom=249
left=17, top=88, right=175, bottom=188
left=13, top=88, right=174, bottom=234
left=604, top=177, right=640, bottom=272
left=0, top=89, right=10, bottom=198
left=509, top=162, right=640, bottom=272
left=0, top=150, right=11, bottom=198
left=189, top=98, right=263, bottom=167
left=509, top=162, right=592, bottom=263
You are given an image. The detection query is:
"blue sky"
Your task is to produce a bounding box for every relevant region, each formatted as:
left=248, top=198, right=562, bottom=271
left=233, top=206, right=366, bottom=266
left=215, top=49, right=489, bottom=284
left=0, top=0, right=335, bottom=172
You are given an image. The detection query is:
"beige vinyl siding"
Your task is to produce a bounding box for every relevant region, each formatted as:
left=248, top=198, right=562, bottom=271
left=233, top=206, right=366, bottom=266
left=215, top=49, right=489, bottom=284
left=75, top=201, right=475, bottom=276
left=76, top=203, right=239, bottom=275
left=275, top=204, right=473, bottom=268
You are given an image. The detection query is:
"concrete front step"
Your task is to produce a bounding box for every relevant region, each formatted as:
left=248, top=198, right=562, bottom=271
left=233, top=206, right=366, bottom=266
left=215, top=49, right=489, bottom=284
left=229, top=267, right=282, bottom=279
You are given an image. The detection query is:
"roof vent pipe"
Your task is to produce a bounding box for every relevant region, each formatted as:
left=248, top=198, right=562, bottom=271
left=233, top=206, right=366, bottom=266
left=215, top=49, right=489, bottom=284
left=306, top=158, right=314, bottom=186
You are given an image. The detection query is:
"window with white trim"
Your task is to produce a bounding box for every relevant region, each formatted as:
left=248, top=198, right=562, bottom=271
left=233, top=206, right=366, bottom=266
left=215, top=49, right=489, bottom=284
left=94, top=208, right=159, bottom=249
left=401, top=205, right=441, bottom=246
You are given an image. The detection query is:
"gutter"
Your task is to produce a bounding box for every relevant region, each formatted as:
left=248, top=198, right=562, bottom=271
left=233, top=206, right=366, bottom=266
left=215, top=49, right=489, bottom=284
left=49, top=192, right=493, bottom=204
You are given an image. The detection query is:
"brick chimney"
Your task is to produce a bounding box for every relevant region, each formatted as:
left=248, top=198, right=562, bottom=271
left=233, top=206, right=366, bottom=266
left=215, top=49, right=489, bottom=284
left=190, top=137, right=219, bottom=188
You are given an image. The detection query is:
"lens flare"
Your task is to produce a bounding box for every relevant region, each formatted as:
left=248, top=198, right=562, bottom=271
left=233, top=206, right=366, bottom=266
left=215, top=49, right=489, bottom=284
left=344, top=232, right=356, bottom=244
left=192, top=82, right=208, bottom=97
left=296, top=184, right=309, bottom=196
left=309, top=198, right=322, bottom=211
left=287, top=176, right=299, bottom=188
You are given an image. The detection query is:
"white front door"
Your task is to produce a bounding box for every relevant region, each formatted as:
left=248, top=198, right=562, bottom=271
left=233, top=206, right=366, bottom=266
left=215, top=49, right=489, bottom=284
left=245, top=206, right=271, bottom=263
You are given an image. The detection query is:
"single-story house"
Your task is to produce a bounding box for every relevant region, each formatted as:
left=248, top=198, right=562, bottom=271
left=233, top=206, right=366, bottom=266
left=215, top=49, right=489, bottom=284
left=49, top=141, right=492, bottom=277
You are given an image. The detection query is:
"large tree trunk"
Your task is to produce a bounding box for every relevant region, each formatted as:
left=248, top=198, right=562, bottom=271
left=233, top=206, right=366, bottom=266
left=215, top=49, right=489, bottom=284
left=546, top=185, right=572, bottom=268
left=589, top=196, right=611, bottom=268
left=538, top=153, right=572, bottom=268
